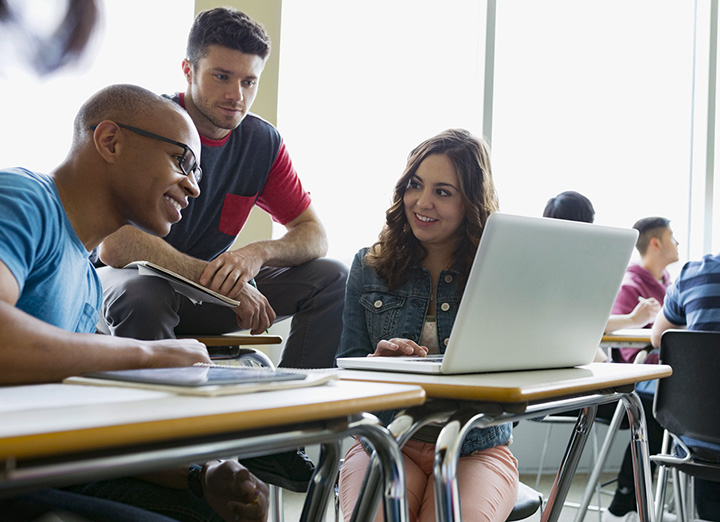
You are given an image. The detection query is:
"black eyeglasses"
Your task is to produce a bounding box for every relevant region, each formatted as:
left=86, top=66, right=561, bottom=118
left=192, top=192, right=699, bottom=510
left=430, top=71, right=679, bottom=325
left=90, top=122, right=202, bottom=183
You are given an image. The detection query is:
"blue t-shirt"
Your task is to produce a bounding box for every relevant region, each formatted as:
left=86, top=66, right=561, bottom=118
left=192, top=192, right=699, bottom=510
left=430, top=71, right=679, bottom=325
left=662, top=253, right=720, bottom=331
left=0, top=168, right=101, bottom=333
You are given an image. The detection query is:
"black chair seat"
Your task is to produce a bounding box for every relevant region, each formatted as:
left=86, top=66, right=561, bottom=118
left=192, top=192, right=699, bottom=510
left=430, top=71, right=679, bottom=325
left=507, top=481, right=543, bottom=521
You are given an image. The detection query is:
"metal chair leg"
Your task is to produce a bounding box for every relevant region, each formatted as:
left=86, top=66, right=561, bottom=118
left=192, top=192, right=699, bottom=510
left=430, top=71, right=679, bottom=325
left=269, top=485, right=284, bottom=522
left=574, top=400, right=626, bottom=522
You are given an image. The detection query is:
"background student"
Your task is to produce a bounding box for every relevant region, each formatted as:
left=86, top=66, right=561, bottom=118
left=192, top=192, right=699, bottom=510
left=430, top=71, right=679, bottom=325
left=335, top=129, right=518, bottom=521
left=649, top=250, right=720, bottom=522
left=602, top=217, right=678, bottom=522
left=542, top=190, right=595, bottom=223
left=541, top=192, right=667, bottom=350
left=605, top=217, right=678, bottom=361
left=0, top=84, right=267, bottom=522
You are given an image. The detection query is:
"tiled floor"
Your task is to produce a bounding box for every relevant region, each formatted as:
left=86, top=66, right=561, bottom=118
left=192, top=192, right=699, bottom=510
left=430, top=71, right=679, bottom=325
left=279, top=471, right=623, bottom=522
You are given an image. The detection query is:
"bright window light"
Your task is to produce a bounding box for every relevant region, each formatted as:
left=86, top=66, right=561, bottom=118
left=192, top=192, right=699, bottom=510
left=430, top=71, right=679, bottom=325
left=280, top=1, right=698, bottom=277
left=0, top=0, right=194, bottom=174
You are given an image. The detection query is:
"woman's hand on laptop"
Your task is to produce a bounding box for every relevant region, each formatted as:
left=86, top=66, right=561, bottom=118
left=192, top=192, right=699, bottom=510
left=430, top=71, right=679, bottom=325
left=371, top=338, right=428, bottom=357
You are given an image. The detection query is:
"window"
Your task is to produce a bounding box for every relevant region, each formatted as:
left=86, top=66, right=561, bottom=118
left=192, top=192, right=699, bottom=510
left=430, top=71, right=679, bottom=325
left=280, top=1, right=699, bottom=275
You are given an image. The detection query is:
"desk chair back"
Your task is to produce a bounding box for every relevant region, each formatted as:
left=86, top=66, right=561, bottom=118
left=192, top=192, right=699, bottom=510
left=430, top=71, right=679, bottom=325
left=652, top=330, right=720, bottom=522
left=654, top=330, right=720, bottom=446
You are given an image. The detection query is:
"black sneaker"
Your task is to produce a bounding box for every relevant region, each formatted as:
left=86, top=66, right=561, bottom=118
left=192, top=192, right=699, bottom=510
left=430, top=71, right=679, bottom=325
left=607, top=486, right=636, bottom=518
left=240, top=449, right=315, bottom=493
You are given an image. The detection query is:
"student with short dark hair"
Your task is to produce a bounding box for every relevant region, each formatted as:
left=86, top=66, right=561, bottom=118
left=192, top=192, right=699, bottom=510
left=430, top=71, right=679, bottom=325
left=603, top=217, right=678, bottom=522
left=0, top=84, right=268, bottom=522
left=605, top=217, right=678, bottom=362
left=97, top=6, right=344, bottom=493
left=650, top=254, right=720, bottom=521
left=542, top=190, right=595, bottom=223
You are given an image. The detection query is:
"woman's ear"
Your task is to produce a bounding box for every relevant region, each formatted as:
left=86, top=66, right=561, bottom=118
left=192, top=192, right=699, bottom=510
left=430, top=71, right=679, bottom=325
left=91, top=121, right=121, bottom=164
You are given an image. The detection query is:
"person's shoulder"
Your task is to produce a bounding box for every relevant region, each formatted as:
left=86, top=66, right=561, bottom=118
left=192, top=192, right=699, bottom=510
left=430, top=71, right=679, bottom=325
left=625, top=262, right=647, bottom=276
left=352, top=247, right=371, bottom=266
left=240, top=113, right=282, bottom=140
left=675, top=254, right=720, bottom=284
left=0, top=168, right=53, bottom=196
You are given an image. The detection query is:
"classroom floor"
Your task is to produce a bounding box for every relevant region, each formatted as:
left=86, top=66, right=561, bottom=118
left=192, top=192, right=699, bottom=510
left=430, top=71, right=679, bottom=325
left=280, top=471, right=623, bottom=522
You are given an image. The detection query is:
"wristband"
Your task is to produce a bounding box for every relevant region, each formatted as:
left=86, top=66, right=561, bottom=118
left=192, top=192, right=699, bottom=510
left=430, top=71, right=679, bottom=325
left=188, top=463, right=204, bottom=498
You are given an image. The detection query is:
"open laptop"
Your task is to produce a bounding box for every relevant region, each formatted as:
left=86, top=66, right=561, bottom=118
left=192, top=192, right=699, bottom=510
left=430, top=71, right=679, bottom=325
left=336, top=212, right=638, bottom=375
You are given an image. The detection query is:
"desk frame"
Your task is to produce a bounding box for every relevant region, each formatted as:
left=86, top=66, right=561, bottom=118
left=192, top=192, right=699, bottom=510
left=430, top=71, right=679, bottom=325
left=349, top=382, right=657, bottom=522
left=2, top=412, right=404, bottom=522
left=0, top=379, right=428, bottom=522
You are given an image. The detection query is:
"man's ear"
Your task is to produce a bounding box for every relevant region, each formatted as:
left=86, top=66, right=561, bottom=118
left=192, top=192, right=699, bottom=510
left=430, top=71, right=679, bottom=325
left=182, top=58, right=193, bottom=83
left=92, top=121, right=121, bottom=164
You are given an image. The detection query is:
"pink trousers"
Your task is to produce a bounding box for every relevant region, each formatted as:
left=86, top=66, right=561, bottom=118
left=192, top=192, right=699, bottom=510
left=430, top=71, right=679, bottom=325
left=339, top=438, right=519, bottom=522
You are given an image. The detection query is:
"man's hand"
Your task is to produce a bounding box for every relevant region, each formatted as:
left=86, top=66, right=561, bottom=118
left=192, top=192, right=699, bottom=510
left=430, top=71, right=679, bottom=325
left=372, top=338, right=428, bottom=357
left=199, top=247, right=264, bottom=299
left=203, top=460, right=268, bottom=522
left=143, top=339, right=212, bottom=367
left=629, top=297, right=661, bottom=327
left=232, top=283, right=276, bottom=335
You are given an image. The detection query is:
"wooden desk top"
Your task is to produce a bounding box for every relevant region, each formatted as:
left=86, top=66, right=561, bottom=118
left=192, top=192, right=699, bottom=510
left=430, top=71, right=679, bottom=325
left=0, top=380, right=425, bottom=461
left=179, top=333, right=284, bottom=346
left=340, top=362, right=671, bottom=403
left=600, top=329, right=652, bottom=345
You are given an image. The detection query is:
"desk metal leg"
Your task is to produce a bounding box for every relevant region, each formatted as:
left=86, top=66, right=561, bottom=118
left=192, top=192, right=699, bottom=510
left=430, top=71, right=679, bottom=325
left=350, top=404, right=455, bottom=522
left=433, top=406, right=505, bottom=522
left=300, top=440, right=341, bottom=522
left=621, top=392, right=655, bottom=522
left=434, top=416, right=465, bottom=522
left=542, top=405, right=598, bottom=522
left=574, top=400, right=626, bottom=522
left=347, top=414, right=410, bottom=522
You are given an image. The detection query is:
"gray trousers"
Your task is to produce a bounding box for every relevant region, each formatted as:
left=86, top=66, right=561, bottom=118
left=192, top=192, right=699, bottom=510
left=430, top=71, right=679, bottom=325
left=99, top=258, right=348, bottom=369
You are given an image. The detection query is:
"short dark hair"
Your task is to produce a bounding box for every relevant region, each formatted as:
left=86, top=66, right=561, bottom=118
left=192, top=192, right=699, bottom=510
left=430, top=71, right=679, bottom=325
left=633, top=217, right=671, bottom=255
left=186, top=7, right=271, bottom=65
left=543, top=191, right=595, bottom=223
left=72, top=84, right=183, bottom=150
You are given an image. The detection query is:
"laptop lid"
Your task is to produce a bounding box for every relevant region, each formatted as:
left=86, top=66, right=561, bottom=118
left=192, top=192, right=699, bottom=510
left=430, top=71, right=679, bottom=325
left=337, top=212, right=638, bottom=374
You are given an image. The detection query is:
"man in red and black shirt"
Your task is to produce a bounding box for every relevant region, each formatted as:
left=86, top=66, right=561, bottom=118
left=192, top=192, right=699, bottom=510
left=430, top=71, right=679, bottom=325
left=98, top=8, right=347, bottom=371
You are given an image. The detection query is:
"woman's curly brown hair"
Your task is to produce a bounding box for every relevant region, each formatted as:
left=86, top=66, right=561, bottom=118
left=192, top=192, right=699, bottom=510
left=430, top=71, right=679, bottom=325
left=366, top=129, right=499, bottom=290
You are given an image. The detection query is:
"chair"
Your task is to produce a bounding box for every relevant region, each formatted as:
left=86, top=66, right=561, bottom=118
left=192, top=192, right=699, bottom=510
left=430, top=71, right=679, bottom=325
left=179, top=332, right=282, bottom=367
left=651, top=330, right=720, bottom=522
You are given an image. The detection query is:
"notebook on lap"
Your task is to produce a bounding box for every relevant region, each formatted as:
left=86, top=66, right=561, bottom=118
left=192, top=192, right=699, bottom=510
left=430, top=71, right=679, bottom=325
left=336, top=212, right=638, bottom=375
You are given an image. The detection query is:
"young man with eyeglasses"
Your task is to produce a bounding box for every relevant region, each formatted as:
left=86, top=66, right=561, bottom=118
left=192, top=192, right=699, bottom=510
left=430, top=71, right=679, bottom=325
left=0, top=83, right=268, bottom=522
left=96, top=7, right=349, bottom=492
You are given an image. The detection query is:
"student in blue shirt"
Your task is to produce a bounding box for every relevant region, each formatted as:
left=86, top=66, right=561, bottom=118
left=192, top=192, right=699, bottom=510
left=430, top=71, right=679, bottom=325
left=650, top=254, right=720, bottom=522
left=0, top=84, right=267, bottom=522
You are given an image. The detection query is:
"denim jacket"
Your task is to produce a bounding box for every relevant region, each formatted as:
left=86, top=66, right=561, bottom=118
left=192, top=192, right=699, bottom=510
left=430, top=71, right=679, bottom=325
left=336, top=248, right=512, bottom=455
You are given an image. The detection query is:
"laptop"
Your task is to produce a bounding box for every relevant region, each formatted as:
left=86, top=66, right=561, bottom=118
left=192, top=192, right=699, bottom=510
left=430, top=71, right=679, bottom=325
left=336, top=212, right=638, bottom=375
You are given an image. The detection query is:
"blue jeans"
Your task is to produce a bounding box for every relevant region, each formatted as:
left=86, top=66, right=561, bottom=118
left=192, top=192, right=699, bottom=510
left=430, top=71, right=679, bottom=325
left=99, top=258, right=348, bottom=368
left=65, top=478, right=222, bottom=522
left=0, top=488, right=177, bottom=522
